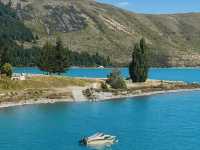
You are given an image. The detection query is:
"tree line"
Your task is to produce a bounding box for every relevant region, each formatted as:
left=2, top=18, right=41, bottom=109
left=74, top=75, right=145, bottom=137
left=37, top=38, right=112, bottom=74
left=0, top=41, right=112, bottom=68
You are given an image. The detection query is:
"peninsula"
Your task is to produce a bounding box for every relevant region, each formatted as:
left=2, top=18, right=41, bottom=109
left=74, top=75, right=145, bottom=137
left=0, top=75, right=200, bottom=108
left=0, top=1, right=200, bottom=109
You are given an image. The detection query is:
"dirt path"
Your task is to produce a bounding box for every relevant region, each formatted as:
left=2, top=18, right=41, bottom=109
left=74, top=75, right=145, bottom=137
left=71, top=87, right=87, bottom=102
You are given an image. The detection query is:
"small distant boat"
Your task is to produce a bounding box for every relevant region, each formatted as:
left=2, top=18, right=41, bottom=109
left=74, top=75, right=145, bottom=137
left=79, top=133, right=118, bottom=146
left=97, top=66, right=104, bottom=69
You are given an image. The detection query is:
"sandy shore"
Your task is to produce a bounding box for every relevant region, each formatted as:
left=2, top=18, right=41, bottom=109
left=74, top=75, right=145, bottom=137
left=1, top=88, right=200, bottom=109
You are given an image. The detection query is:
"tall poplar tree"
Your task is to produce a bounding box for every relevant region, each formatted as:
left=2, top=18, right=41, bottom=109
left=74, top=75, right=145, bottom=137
left=129, top=38, right=149, bottom=82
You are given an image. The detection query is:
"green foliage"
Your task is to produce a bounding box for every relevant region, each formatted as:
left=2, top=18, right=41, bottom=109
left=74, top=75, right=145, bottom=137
left=1, top=63, right=12, bottom=78
left=129, top=38, right=149, bottom=82
left=11, top=47, right=40, bottom=67
left=37, top=38, right=70, bottom=74
left=37, top=38, right=112, bottom=71
left=37, top=41, right=53, bottom=73
left=0, top=39, right=112, bottom=68
left=53, top=38, right=70, bottom=74
left=106, top=69, right=127, bottom=89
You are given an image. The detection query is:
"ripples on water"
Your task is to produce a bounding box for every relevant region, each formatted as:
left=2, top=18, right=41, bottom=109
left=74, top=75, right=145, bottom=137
left=0, top=91, right=200, bottom=150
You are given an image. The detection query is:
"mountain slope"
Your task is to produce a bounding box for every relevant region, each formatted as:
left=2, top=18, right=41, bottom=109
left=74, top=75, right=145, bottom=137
left=0, top=2, right=35, bottom=66
left=2, top=0, right=200, bottom=66
left=0, top=3, right=33, bottom=41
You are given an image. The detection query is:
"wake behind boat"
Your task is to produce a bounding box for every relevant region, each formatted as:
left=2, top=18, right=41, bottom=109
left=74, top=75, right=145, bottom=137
left=79, top=133, right=118, bottom=146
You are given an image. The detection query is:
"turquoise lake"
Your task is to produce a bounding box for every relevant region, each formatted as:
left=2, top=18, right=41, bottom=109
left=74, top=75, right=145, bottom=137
left=0, top=68, right=200, bottom=150
left=14, top=67, right=200, bottom=83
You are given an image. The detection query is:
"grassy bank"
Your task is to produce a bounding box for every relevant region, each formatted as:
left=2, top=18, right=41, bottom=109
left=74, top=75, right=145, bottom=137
left=0, top=76, right=93, bottom=91
left=1, top=76, right=200, bottom=106
left=0, top=76, right=95, bottom=103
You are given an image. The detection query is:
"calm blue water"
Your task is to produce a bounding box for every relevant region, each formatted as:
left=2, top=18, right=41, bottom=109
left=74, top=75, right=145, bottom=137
left=1, top=68, right=199, bottom=149
left=14, top=67, right=200, bottom=83
left=0, top=91, right=200, bottom=150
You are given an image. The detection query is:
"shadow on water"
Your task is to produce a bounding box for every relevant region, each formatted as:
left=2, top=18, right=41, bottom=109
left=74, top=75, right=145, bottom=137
left=85, top=145, right=113, bottom=150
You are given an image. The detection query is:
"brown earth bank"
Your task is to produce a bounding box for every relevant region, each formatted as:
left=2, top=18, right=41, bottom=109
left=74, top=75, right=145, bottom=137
left=0, top=76, right=200, bottom=108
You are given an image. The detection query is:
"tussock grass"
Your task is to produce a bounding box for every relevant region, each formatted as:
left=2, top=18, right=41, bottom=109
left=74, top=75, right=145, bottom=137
left=0, top=76, right=93, bottom=91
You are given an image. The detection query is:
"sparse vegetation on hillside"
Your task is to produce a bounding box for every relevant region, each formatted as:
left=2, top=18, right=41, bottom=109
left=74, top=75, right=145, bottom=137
left=3, top=0, right=200, bottom=66
left=0, top=2, right=112, bottom=68
left=1, top=1, right=200, bottom=67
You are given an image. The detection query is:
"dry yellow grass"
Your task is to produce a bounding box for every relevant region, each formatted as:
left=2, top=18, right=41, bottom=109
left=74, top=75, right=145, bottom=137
left=0, top=76, right=96, bottom=102
left=0, top=76, right=94, bottom=91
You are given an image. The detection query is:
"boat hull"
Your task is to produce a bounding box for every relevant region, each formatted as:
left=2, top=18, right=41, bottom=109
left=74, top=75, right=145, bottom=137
left=87, top=139, right=115, bottom=146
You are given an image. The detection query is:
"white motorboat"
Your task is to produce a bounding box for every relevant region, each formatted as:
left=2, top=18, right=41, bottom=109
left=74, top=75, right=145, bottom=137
left=79, top=132, right=118, bottom=146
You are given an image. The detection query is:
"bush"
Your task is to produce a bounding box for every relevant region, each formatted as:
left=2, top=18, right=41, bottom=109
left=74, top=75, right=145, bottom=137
left=83, top=88, right=96, bottom=100
left=1, top=63, right=13, bottom=78
left=106, top=69, right=127, bottom=89
left=101, top=82, right=109, bottom=91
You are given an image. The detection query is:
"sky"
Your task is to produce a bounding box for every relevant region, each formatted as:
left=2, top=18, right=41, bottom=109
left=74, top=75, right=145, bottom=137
left=97, top=0, right=200, bottom=14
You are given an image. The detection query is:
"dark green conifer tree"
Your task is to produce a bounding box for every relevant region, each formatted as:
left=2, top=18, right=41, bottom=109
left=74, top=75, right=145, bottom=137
left=37, top=38, right=70, bottom=75
left=0, top=46, right=10, bottom=67
left=129, top=38, right=149, bottom=82
left=37, top=41, right=54, bottom=74
left=53, top=38, right=70, bottom=74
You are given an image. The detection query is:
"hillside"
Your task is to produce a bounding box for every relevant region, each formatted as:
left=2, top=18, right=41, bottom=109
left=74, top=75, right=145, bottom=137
left=2, top=0, right=200, bottom=66
left=0, top=3, right=33, bottom=41
left=0, top=2, right=35, bottom=66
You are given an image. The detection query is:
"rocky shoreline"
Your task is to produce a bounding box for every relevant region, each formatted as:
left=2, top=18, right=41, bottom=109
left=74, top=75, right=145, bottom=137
left=1, top=87, right=200, bottom=109
left=1, top=76, right=200, bottom=109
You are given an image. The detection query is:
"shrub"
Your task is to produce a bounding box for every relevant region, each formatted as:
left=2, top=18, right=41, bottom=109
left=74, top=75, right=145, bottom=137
left=83, top=88, right=96, bottom=100
left=106, top=69, right=127, bottom=89
left=101, top=82, right=109, bottom=91
left=1, top=63, right=13, bottom=78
